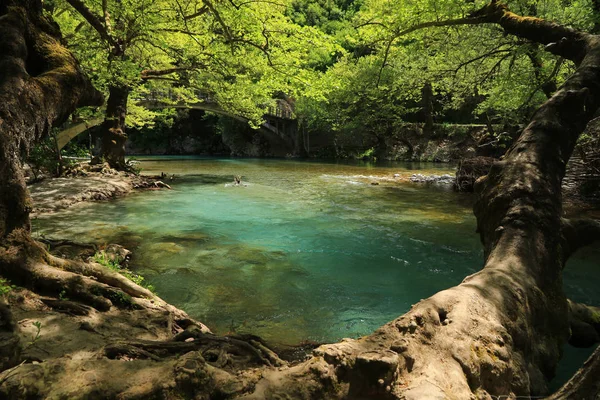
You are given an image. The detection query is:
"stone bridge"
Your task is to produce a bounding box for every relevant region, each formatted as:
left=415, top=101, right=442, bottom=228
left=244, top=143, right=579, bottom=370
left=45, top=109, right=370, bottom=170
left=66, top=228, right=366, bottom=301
left=56, top=91, right=301, bottom=155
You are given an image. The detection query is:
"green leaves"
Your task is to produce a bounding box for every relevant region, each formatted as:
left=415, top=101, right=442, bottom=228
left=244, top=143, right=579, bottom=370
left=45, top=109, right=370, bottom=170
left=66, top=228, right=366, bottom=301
left=55, top=0, right=595, bottom=142
left=55, top=0, right=336, bottom=130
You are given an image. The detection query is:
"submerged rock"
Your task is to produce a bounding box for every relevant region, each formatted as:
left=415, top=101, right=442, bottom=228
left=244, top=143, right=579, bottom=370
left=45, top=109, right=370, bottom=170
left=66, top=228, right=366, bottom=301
left=409, top=174, right=455, bottom=185
left=148, top=242, right=185, bottom=254
left=103, top=244, right=132, bottom=266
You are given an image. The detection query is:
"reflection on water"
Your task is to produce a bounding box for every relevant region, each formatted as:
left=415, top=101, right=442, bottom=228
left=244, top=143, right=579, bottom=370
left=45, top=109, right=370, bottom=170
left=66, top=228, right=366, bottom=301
left=33, top=157, right=600, bottom=380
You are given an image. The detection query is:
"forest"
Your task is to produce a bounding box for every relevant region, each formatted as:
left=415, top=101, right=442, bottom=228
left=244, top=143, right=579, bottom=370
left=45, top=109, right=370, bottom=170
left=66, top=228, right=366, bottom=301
left=1, top=0, right=600, bottom=398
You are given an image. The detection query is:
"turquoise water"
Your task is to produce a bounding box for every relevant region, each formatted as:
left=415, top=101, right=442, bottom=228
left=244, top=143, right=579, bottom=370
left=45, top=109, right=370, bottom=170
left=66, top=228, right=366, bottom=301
left=33, top=157, right=483, bottom=343
left=32, top=157, right=599, bottom=383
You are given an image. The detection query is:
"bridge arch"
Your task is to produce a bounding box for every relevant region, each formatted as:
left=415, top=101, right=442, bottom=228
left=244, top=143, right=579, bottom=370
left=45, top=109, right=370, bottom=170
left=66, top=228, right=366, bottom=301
left=56, top=95, right=300, bottom=155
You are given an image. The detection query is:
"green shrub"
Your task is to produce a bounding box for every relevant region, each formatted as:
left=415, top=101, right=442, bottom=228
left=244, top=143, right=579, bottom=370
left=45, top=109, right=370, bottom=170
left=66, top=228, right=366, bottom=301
left=92, top=251, right=153, bottom=292
left=0, top=278, right=14, bottom=297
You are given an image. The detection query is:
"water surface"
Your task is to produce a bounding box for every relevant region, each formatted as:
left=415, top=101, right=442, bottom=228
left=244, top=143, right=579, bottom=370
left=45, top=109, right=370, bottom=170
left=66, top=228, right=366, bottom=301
left=33, top=157, right=599, bottom=383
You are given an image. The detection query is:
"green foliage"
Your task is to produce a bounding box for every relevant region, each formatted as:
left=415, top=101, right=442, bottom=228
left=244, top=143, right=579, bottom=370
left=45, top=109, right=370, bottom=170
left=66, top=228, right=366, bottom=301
left=357, top=147, right=375, bottom=160
left=54, top=0, right=336, bottom=131
left=61, top=142, right=90, bottom=158
left=92, top=251, right=153, bottom=292
left=107, top=290, right=134, bottom=308
left=0, top=278, right=15, bottom=297
left=27, top=137, right=61, bottom=178
left=29, top=321, right=42, bottom=346
left=292, top=0, right=597, bottom=154
left=53, top=0, right=597, bottom=156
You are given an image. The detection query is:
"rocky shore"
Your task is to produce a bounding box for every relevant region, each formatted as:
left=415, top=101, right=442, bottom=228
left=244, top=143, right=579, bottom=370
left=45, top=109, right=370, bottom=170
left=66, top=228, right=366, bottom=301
left=408, top=173, right=455, bottom=185
left=28, top=163, right=169, bottom=216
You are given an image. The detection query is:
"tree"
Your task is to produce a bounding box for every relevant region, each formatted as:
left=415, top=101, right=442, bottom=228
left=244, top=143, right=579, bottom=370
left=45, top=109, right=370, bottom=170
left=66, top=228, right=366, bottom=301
left=0, top=0, right=102, bottom=369
left=53, top=0, right=337, bottom=168
left=299, top=0, right=596, bottom=149
left=1, top=0, right=600, bottom=398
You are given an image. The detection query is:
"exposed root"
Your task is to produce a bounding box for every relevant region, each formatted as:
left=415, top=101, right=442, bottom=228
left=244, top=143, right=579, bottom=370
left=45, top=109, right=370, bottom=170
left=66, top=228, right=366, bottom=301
left=0, top=232, right=207, bottom=330
left=561, top=218, right=600, bottom=261
left=40, top=298, right=93, bottom=316
left=105, top=330, right=284, bottom=369
left=546, top=346, right=600, bottom=399
left=0, top=299, right=20, bottom=372
left=568, top=300, right=600, bottom=347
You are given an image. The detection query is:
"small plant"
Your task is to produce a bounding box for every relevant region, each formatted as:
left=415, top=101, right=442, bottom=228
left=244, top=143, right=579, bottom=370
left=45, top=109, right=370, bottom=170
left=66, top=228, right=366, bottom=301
left=58, top=290, right=69, bottom=301
left=108, top=290, right=134, bottom=307
left=0, top=278, right=16, bottom=297
left=357, top=147, right=375, bottom=160
left=92, top=251, right=154, bottom=293
left=29, top=321, right=42, bottom=346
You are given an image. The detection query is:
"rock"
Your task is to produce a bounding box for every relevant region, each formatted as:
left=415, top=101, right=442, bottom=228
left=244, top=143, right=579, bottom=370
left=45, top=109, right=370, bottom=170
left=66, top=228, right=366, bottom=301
left=148, top=242, right=185, bottom=255
left=103, top=244, right=132, bottom=266
left=79, top=321, right=97, bottom=333
left=409, top=173, right=455, bottom=185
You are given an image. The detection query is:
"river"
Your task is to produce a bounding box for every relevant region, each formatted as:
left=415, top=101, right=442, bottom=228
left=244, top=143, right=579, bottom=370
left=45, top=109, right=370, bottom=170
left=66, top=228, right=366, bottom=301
left=32, top=156, right=598, bottom=387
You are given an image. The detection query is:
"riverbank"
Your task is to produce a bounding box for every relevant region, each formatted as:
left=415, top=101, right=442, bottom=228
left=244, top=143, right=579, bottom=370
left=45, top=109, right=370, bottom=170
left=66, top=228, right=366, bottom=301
left=2, top=157, right=598, bottom=398
left=28, top=163, right=169, bottom=216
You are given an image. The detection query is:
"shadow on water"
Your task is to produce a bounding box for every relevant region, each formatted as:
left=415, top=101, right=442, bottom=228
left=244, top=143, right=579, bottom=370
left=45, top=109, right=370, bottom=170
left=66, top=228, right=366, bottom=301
left=170, top=174, right=237, bottom=185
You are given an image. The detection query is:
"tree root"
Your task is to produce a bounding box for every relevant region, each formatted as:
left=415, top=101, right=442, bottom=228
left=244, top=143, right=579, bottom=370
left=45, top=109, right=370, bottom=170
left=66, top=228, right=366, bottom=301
left=0, top=231, right=186, bottom=316
left=561, top=218, right=600, bottom=261
left=546, top=346, right=600, bottom=399
left=0, top=299, right=20, bottom=372
left=568, top=300, right=600, bottom=347
left=105, top=329, right=285, bottom=369
left=40, top=297, right=93, bottom=316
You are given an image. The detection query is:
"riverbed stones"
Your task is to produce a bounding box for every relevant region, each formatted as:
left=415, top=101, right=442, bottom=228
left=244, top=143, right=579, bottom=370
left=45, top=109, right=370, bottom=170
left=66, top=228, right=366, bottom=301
left=409, top=173, right=455, bottom=185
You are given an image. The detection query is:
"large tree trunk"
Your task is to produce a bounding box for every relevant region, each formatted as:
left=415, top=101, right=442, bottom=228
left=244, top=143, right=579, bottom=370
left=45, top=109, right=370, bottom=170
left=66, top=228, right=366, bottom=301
left=99, top=85, right=130, bottom=170
left=0, top=0, right=102, bottom=374
left=0, top=0, right=102, bottom=239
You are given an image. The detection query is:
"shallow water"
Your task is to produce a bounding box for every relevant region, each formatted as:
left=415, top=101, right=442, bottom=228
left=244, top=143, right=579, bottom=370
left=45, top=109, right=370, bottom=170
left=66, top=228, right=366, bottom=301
left=33, top=157, right=598, bottom=385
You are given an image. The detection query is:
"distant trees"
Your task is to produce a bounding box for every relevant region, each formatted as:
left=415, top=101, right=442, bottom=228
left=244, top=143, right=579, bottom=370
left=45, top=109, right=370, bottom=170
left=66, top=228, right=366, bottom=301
left=54, top=0, right=335, bottom=168
left=297, top=0, right=596, bottom=152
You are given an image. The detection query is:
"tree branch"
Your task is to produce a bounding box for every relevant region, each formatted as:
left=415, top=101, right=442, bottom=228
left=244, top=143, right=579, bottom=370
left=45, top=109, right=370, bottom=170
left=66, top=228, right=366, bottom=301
left=64, top=0, right=114, bottom=45
left=546, top=345, right=600, bottom=399
left=517, top=56, right=564, bottom=112
left=101, top=0, right=114, bottom=37
left=140, top=67, right=197, bottom=78
left=389, top=1, right=591, bottom=64
left=568, top=300, right=600, bottom=348
left=183, top=6, right=209, bottom=20
left=561, top=218, right=600, bottom=261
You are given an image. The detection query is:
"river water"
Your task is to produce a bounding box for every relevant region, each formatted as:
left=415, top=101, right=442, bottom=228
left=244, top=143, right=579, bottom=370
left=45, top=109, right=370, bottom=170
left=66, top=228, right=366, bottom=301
left=32, top=157, right=598, bottom=385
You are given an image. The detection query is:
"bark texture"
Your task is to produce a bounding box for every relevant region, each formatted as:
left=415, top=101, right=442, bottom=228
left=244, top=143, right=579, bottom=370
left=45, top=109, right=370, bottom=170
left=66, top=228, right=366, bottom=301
left=99, top=85, right=129, bottom=169
left=0, top=0, right=102, bottom=239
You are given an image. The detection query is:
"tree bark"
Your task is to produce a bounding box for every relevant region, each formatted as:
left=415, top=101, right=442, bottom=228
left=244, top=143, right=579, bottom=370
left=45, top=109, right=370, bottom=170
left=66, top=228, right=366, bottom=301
left=0, top=0, right=102, bottom=239
left=421, top=82, right=434, bottom=135
left=546, top=346, right=600, bottom=400
left=100, top=85, right=130, bottom=169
